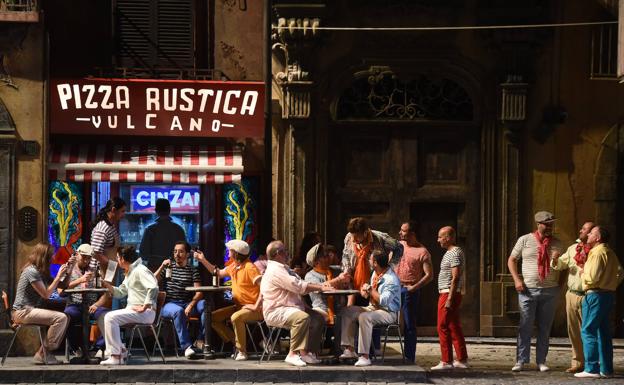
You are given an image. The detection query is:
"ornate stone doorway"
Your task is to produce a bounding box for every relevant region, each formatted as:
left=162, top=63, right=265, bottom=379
left=326, top=67, right=481, bottom=334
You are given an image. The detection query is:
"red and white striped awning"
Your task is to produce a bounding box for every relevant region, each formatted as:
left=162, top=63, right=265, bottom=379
left=48, top=144, right=243, bottom=184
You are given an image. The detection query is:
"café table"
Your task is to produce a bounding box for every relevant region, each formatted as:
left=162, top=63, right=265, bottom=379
left=185, top=286, right=231, bottom=359
left=320, top=289, right=359, bottom=359
left=63, top=287, right=109, bottom=364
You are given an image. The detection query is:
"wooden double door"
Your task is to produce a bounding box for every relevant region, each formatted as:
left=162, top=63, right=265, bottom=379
left=327, top=124, right=481, bottom=334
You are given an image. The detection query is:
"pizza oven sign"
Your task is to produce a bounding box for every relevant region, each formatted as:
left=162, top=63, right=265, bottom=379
left=50, top=78, right=264, bottom=138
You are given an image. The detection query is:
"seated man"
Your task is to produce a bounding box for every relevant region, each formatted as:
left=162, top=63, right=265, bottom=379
left=260, top=240, right=331, bottom=366
left=154, top=241, right=205, bottom=358
left=196, top=239, right=263, bottom=361
left=64, top=243, right=110, bottom=356
left=100, top=246, right=158, bottom=365
left=304, top=243, right=350, bottom=324
left=340, top=250, right=401, bottom=367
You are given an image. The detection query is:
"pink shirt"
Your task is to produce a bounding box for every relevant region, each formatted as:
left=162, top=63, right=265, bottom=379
left=260, top=260, right=309, bottom=326
left=395, top=241, right=431, bottom=285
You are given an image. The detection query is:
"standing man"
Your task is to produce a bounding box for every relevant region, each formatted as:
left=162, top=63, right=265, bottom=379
left=550, top=221, right=594, bottom=373
left=575, top=226, right=623, bottom=379
left=340, top=250, right=401, bottom=367
left=396, top=221, right=433, bottom=364
left=341, top=217, right=403, bottom=307
left=508, top=211, right=563, bottom=372
left=260, top=240, right=330, bottom=366
left=140, top=198, right=186, bottom=272
left=196, top=240, right=263, bottom=361
left=154, top=241, right=205, bottom=359
left=431, top=226, right=468, bottom=370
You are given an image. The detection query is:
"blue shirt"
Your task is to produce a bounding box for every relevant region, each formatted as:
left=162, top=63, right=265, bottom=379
left=371, top=268, right=401, bottom=313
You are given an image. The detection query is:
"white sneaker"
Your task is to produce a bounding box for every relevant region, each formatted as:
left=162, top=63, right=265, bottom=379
left=574, top=371, right=600, bottom=378
left=453, top=360, right=469, bottom=369
left=354, top=356, right=372, bottom=367
left=99, top=356, right=122, bottom=365
left=511, top=362, right=524, bottom=372
left=284, top=354, right=307, bottom=367
left=431, top=362, right=453, bottom=370
left=234, top=351, right=248, bottom=361
left=339, top=349, right=358, bottom=359
left=184, top=345, right=199, bottom=358
left=300, top=352, right=321, bottom=364
left=538, top=363, right=550, bottom=372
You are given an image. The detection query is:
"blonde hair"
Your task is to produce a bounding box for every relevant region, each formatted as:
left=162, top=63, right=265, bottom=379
left=23, top=243, right=54, bottom=278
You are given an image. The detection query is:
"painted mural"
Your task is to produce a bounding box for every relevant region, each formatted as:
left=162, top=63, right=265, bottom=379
left=223, top=177, right=258, bottom=264
left=48, top=181, right=83, bottom=276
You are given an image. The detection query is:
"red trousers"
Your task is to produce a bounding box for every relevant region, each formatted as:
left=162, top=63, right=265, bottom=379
left=437, top=293, right=468, bottom=363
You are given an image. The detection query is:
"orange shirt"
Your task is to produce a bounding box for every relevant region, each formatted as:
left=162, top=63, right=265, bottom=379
left=226, top=260, right=261, bottom=305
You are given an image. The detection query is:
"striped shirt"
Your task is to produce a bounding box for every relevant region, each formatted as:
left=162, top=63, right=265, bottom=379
left=438, top=247, right=465, bottom=292
left=91, top=219, right=118, bottom=255
left=510, top=233, right=562, bottom=288
left=13, top=266, right=44, bottom=310
left=159, top=261, right=201, bottom=303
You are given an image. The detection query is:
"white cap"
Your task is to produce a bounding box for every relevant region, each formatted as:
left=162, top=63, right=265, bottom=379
left=225, top=239, right=250, bottom=256
left=306, top=243, right=321, bottom=267
left=76, top=243, right=94, bottom=257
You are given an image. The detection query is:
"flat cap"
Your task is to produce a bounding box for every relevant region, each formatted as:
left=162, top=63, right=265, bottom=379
left=76, top=243, right=94, bottom=256
left=534, top=211, right=556, bottom=223
left=225, top=239, right=250, bottom=255
left=306, top=243, right=322, bottom=267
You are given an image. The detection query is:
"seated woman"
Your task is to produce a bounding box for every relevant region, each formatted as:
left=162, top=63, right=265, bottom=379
left=12, top=243, right=70, bottom=365
left=100, top=246, right=158, bottom=365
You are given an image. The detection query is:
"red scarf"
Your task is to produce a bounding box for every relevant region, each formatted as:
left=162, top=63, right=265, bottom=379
left=574, top=242, right=590, bottom=268
left=533, top=231, right=551, bottom=282
left=372, top=268, right=388, bottom=290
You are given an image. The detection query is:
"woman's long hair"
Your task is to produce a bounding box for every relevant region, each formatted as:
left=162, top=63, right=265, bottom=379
left=95, top=197, right=126, bottom=224
left=22, top=243, right=54, bottom=279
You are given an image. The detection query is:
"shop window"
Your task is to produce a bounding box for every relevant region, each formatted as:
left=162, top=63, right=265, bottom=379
left=114, top=0, right=195, bottom=71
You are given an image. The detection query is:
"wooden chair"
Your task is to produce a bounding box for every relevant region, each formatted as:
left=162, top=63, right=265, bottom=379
left=1, top=290, right=48, bottom=366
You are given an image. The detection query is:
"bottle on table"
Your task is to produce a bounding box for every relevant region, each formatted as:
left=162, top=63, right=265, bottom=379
left=212, top=267, right=219, bottom=287
left=95, top=268, right=102, bottom=288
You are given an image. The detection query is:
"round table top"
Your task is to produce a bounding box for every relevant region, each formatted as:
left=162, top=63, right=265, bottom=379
left=185, top=286, right=232, bottom=292
left=320, top=289, right=359, bottom=295
left=64, top=287, right=109, bottom=294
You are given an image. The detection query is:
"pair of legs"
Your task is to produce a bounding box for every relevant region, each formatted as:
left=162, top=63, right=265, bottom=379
left=103, top=308, right=155, bottom=357
left=11, top=307, right=69, bottom=360
left=160, top=300, right=206, bottom=351
left=581, top=292, right=614, bottom=375
left=401, top=287, right=420, bottom=363
left=211, top=304, right=263, bottom=353
left=516, top=287, right=558, bottom=365
left=437, top=293, right=467, bottom=364
left=565, top=291, right=584, bottom=370
left=340, top=305, right=396, bottom=359
left=270, top=308, right=325, bottom=358
left=64, top=304, right=109, bottom=352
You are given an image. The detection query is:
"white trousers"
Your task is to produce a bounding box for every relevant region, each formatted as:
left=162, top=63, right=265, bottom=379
left=103, top=308, right=155, bottom=355
left=341, top=305, right=396, bottom=355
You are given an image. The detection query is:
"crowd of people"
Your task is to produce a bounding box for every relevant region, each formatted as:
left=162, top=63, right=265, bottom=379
left=7, top=198, right=623, bottom=375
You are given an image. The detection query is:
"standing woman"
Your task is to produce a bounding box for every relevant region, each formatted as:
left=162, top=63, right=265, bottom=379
left=91, top=197, right=127, bottom=272
left=11, top=243, right=70, bottom=364
left=100, top=246, right=158, bottom=365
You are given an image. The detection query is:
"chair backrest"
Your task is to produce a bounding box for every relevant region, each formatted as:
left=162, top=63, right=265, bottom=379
left=154, top=291, right=166, bottom=325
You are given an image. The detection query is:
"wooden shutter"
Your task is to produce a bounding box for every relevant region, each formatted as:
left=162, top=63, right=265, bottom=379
left=115, top=0, right=194, bottom=70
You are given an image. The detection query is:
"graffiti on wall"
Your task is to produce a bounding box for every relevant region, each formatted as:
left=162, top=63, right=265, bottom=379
left=223, top=177, right=258, bottom=264
left=48, top=181, right=83, bottom=275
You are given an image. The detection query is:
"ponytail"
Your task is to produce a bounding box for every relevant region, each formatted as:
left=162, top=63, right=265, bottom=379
left=96, top=197, right=127, bottom=224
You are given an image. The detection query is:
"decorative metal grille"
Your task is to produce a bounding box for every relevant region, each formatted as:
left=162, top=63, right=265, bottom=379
left=336, top=69, right=473, bottom=121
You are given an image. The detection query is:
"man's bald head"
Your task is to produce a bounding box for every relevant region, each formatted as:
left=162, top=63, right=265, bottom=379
left=437, top=226, right=456, bottom=250
left=266, top=240, right=284, bottom=261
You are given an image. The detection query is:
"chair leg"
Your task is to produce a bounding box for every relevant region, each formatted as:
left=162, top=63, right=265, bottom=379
left=136, top=328, right=150, bottom=361
left=151, top=320, right=162, bottom=357
left=170, top=321, right=179, bottom=358
left=150, top=325, right=166, bottom=363
left=127, top=327, right=136, bottom=362
left=1, top=328, right=20, bottom=366
left=246, top=323, right=258, bottom=354
left=381, top=326, right=389, bottom=364
left=267, top=328, right=281, bottom=362
left=259, top=327, right=276, bottom=363
left=65, top=337, right=70, bottom=362
left=37, top=327, right=47, bottom=365
left=396, top=325, right=405, bottom=364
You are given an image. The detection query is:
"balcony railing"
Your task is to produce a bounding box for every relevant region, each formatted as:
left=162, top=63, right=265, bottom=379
left=0, top=0, right=39, bottom=22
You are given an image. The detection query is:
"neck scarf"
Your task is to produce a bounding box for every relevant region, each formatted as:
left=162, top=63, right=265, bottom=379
left=372, top=268, right=387, bottom=290
left=313, top=267, right=335, bottom=324
left=574, top=242, right=590, bottom=268
left=533, top=230, right=551, bottom=282
left=352, top=231, right=373, bottom=291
